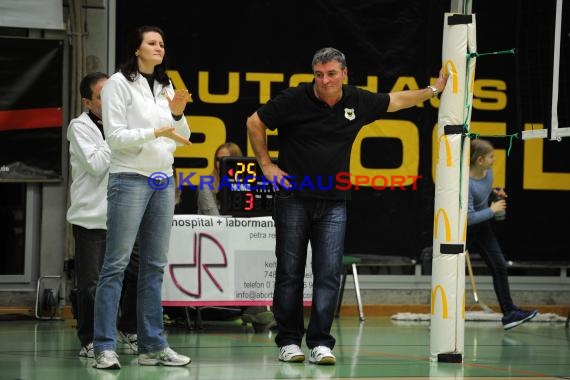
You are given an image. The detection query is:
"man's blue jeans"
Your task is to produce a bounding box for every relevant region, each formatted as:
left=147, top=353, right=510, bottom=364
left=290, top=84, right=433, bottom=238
left=272, top=192, right=346, bottom=349
left=94, top=173, right=174, bottom=355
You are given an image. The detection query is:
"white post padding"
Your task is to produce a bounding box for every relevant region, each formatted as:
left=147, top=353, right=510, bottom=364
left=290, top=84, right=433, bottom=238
left=430, top=12, right=476, bottom=362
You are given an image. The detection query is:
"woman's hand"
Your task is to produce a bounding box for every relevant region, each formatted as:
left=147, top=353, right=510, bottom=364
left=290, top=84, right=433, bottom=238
left=167, top=89, right=192, bottom=117
left=154, top=125, right=191, bottom=145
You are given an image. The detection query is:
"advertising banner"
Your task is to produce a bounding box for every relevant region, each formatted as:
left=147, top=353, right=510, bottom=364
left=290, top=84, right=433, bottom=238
left=162, top=215, right=313, bottom=306
left=116, top=0, right=569, bottom=262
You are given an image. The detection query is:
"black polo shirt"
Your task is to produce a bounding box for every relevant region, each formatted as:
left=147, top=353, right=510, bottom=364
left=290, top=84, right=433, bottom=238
left=257, top=82, right=390, bottom=200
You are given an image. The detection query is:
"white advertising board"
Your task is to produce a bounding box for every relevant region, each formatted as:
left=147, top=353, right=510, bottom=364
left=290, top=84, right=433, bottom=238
left=162, top=215, right=313, bottom=306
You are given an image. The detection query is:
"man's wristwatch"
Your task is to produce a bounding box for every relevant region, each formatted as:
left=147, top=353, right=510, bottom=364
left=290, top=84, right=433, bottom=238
left=427, top=85, right=439, bottom=98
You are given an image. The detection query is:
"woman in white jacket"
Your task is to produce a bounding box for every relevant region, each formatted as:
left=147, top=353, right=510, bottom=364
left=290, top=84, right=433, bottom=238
left=93, top=25, right=191, bottom=369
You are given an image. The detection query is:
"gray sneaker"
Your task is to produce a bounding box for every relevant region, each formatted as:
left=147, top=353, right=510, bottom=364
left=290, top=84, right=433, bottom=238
left=117, top=330, right=138, bottom=354
left=93, top=350, right=121, bottom=369
left=138, top=347, right=191, bottom=366
left=79, top=342, right=94, bottom=358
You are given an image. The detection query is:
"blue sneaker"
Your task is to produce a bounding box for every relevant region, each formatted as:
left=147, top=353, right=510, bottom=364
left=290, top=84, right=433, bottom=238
left=502, top=309, right=538, bottom=330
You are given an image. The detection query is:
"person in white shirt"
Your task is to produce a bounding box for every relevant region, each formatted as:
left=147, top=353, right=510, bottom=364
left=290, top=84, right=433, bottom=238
left=67, top=72, right=138, bottom=359
left=92, top=25, right=191, bottom=370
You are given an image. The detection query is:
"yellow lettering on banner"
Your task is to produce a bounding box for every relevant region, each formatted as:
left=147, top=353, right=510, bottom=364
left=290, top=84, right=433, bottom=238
left=431, top=284, right=449, bottom=319
left=350, top=120, right=419, bottom=186
left=523, top=123, right=570, bottom=190
left=169, top=70, right=507, bottom=109
left=289, top=74, right=314, bottom=87
left=167, top=68, right=507, bottom=106
left=432, top=121, right=506, bottom=186
left=167, top=70, right=192, bottom=103
left=197, top=71, right=240, bottom=104
left=472, top=79, right=507, bottom=110
left=246, top=73, right=285, bottom=104
left=166, top=70, right=529, bottom=191
left=174, top=116, right=226, bottom=185
left=434, top=208, right=451, bottom=241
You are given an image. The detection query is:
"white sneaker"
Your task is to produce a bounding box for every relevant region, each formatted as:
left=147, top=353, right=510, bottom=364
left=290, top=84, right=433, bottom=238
left=278, top=344, right=305, bottom=362
left=79, top=342, right=94, bottom=358
left=309, top=346, right=336, bottom=365
left=138, top=347, right=191, bottom=366
left=93, top=350, right=121, bottom=369
left=117, top=330, right=138, bottom=354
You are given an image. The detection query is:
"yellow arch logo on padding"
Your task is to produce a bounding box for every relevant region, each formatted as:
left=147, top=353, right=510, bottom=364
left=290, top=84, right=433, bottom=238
left=431, top=285, right=449, bottom=319
left=434, top=208, right=452, bottom=241
left=436, top=134, right=453, bottom=167
left=444, top=60, right=459, bottom=94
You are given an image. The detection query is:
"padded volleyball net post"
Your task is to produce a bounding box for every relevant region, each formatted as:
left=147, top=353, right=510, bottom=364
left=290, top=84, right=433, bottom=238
left=430, top=12, right=476, bottom=363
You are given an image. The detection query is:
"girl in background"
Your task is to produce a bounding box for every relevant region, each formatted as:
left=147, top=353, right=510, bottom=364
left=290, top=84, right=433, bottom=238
left=468, top=138, right=537, bottom=330
left=197, top=142, right=243, bottom=215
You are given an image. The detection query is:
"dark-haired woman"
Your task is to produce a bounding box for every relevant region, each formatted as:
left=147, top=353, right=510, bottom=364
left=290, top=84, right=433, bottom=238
left=93, top=25, right=191, bottom=369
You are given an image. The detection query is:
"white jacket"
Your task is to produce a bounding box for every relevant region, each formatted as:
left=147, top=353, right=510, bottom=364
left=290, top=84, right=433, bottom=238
left=66, top=112, right=110, bottom=229
left=101, top=72, right=191, bottom=177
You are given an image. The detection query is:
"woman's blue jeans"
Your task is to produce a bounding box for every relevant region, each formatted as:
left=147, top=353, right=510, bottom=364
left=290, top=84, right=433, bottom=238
left=94, top=173, right=174, bottom=355
left=272, top=192, right=346, bottom=350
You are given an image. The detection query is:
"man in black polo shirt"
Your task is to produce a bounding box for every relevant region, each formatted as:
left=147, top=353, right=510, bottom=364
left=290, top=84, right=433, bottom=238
left=246, top=47, right=448, bottom=365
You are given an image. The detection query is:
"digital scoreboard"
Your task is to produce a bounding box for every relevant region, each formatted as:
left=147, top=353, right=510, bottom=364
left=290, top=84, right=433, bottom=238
left=219, top=157, right=277, bottom=217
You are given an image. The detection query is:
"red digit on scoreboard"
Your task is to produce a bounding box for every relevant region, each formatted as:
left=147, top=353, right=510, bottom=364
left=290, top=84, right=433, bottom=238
left=244, top=192, right=254, bottom=211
